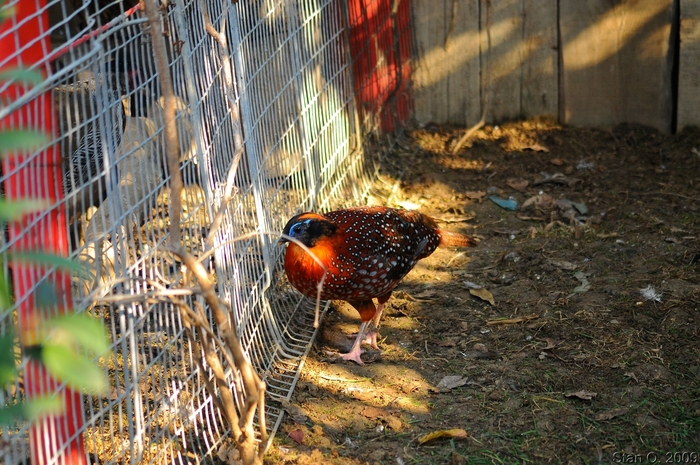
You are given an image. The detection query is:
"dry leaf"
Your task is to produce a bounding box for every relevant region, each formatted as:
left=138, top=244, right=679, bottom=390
left=507, top=178, right=529, bottom=192
left=361, top=406, right=384, bottom=419
left=418, top=428, right=468, bottom=445
left=522, top=194, right=555, bottom=210
left=465, top=191, right=487, bottom=202
left=544, top=338, right=558, bottom=350
left=469, top=288, right=495, bottom=305
left=550, top=158, right=564, bottom=166
left=279, top=399, right=308, bottom=424
left=595, top=407, right=629, bottom=421
left=414, top=290, right=437, bottom=299
left=565, top=390, right=597, bottom=401
left=288, top=429, right=304, bottom=444
left=524, top=143, right=549, bottom=152
left=436, top=375, right=468, bottom=392
left=548, top=259, right=577, bottom=271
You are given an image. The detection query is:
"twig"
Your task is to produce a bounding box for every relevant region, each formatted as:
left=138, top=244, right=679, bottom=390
left=194, top=230, right=328, bottom=328
left=143, top=1, right=265, bottom=463
left=486, top=314, right=539, bottom=326
left=141, top=0, right=183, bottom=248
left=444, top=0, right=458, bottom=51
left=201, top=0, right=246, bottom=250
left=174, top=246, right=263, bottom=464
left=631, top=191, right=700, bottom=202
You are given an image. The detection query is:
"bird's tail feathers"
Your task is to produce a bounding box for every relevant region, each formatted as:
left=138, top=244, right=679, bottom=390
left=438, top=230, right=478, bottom=248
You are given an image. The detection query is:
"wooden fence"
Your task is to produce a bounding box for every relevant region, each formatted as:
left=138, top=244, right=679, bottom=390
left=413, top=0, right=696, bottom=134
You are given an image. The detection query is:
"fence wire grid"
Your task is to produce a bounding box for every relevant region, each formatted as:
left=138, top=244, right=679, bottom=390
left=0, top=0, right=412, bottom=463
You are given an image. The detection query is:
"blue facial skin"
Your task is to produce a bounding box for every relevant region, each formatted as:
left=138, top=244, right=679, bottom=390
left=288, top=219, right=312, bottom=238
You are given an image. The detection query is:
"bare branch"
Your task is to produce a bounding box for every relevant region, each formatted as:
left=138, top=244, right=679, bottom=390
left=140, top=0, right=184, bottom=246
left=201, top=0, right=246, bottom=249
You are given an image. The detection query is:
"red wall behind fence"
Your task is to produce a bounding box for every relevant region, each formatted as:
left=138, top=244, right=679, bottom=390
left=0, top=1, right=84, bottom=463
left=348, top=0, right=413, bottom=132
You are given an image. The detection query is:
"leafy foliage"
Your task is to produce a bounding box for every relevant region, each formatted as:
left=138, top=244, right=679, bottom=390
left=0, top=65, right=111, bottom=426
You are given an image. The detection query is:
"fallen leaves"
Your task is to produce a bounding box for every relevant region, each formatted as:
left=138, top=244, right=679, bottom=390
left=465, top=191, right=487, bottom=202
left=360, top=406, right=384, bottom=419
left=506, top=178, right=529, bottom=192
left=360, top=406, right=404, bottom=430
left=571, top=271, right=591, bottom=294
left=595, top=407, right=629, bottom=421
left=523, top=142, right=549, bottom=152
left=469, top=287, right=495, bottom=305
left=565, top=390, right=597, bottom=401
left=288, top=429, right=304, bottom=444
left=436, top=375, right=468, bottom=392
left=418, top=428, right=468, bottom=445
left=279, top=399, right=309, bottom=424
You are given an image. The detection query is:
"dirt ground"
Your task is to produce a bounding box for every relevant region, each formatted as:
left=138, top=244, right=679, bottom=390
left=266, top=120, right=700, bottom=464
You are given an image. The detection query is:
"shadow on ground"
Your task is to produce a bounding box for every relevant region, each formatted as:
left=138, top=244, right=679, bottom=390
left=267, top=120, right=700, bottom=465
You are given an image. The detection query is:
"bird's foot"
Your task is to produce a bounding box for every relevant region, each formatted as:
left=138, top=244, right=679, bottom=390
left=340, top=345, right=365, bottom=365
left=363, top=330, right=380, bottom=350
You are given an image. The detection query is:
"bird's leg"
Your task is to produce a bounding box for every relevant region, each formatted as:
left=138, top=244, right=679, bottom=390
left=366, top=293, right=391, bottom=349
left=363, top=302, right=385, bottom=349
left=341, top=320, right=370, bottom=365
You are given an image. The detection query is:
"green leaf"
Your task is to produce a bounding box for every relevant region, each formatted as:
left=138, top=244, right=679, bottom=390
left=0, top=265, right=12, bottom=311
left=0, top=4, right=17, bottom=23
left=0, top=397, right=64, bottom=426
left=0, top=130, right=48, bottom=157
left=0, top=403, right=26, bottom=426
left=23, top=396, right=64, bottom=421
left=47, top=314, right=110, bottom=356
left=9, top=251, right=85, bottom=275
left=40, top=343, right=108, bottom=395
left=0, top=331, right=16, bottom=385
left=0, top=68, right=43, bottom=86
left=0, top=199, right=49, bottom=222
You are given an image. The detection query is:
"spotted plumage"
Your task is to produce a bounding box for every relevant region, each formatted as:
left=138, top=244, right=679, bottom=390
left=280, top=206, right=477, bottom=364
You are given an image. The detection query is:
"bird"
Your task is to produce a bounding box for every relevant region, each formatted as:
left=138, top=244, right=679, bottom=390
left=280, top=206, right=477, bottom=365
left=56, top=58, right=141, bottom=222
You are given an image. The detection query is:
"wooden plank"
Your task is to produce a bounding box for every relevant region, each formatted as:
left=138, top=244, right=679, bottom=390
left=412, top=0, right=481, bottom=126
left=560, top=0, right=675, bottom=133
left=677, top=0, right=700, bottom=130
left=481, top=0, right=523, bottom=122
left=521, top=0, right=559, bottom=118
left=480, top=0, right=557, bottom=122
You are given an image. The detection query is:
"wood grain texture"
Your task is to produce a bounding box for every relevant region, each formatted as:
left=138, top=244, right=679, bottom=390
left=521, top=0, right=559, bottom=118
left=677, top=0, right=700, bottom=130
left=412, top=0, right=481, bottom=126
left=481, top=0, right=558, bottom=122
left=560, top=0, right=675, bottom=132
left=482, top=0, right=522, bottom=122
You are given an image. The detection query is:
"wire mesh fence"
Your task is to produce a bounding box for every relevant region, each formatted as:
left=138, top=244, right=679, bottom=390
left=0, top=0, right=412, bottom=463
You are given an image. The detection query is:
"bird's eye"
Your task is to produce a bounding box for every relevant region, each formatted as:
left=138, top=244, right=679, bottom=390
left=289, top=219, right=312, bottom=236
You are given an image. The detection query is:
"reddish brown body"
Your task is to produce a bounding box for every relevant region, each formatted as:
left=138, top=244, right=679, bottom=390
left=281, top=206, right=476, bottom=364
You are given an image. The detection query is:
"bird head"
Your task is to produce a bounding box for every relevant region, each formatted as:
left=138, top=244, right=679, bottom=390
left=280, top=213, right=337, bottom=248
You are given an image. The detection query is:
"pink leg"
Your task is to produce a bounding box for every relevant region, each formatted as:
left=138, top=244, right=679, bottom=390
left=371, top=302, right=385, bottom=330
left=341, top=321, right=370, bottom=365
left=360, top=302, right=385, bottom=350
left=363, top=331, right=379, bottom=349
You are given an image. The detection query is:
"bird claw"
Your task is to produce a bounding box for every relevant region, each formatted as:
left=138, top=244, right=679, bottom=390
left=340, top=346, right=365, bottom=365
left=363, top=331, right=380, bottom=350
